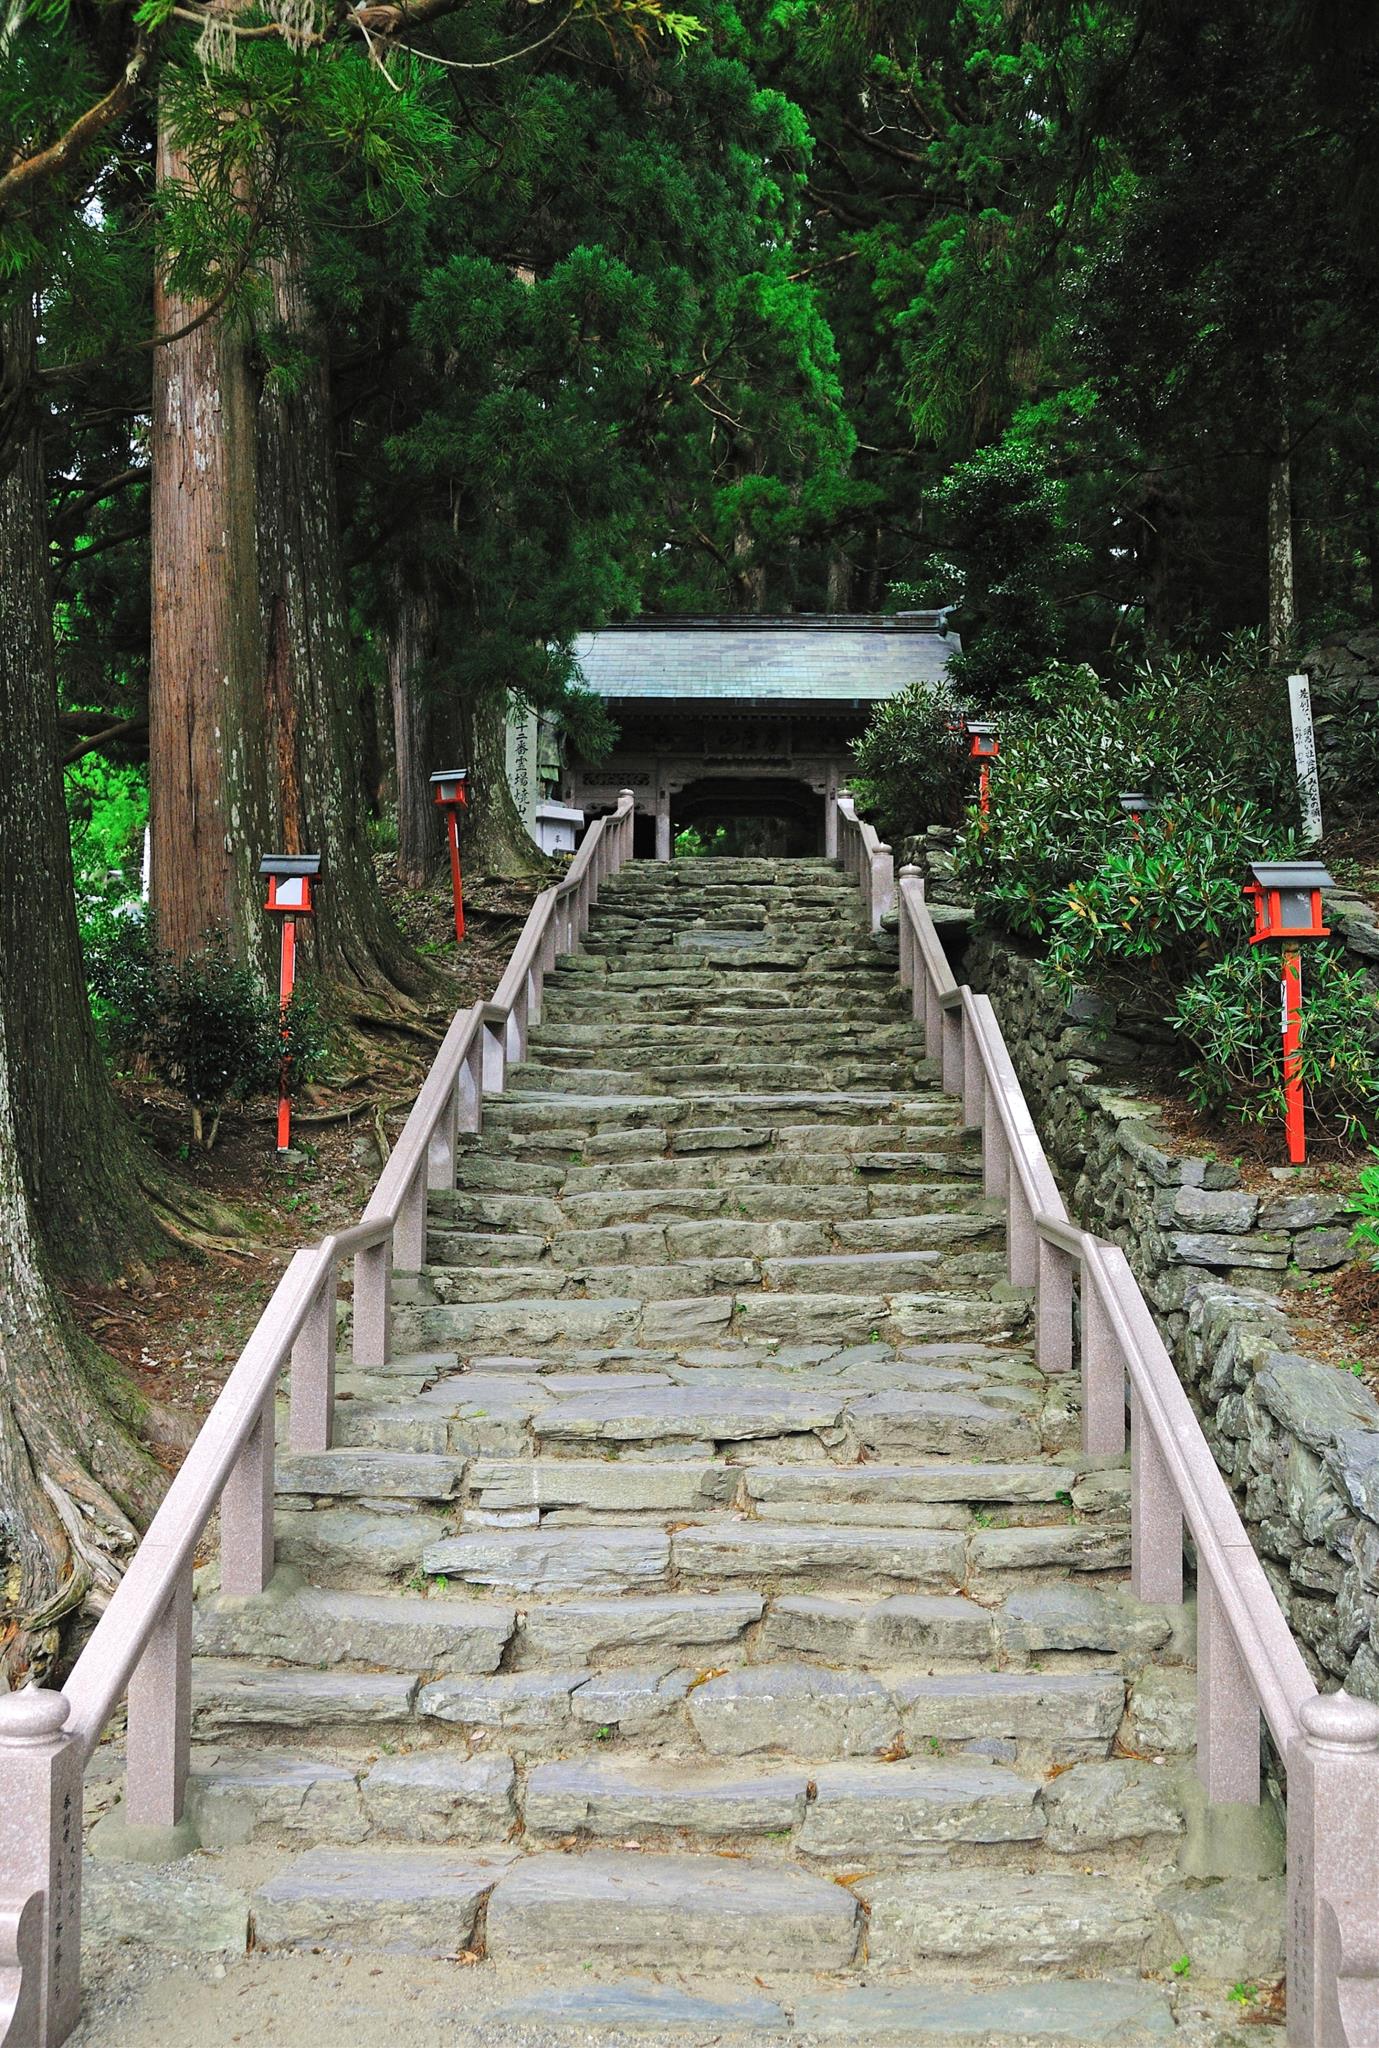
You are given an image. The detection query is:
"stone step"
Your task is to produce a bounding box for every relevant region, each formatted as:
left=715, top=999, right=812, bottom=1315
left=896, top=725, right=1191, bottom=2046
left=490, top=1976, right=1177, bottom=2043
left=253, top=1845, right=516, bottom=1955
left=415, top=1249, right=1005, bottom=1306
left=389, top=1288, right=1030, bottom=1359
left=428, top=1180, right=985, bottom=1230
left=530, top=1021, right=917, bottom=1052
left=859, top=1867, right=1157, bottom=1974
left=274, top=1450, right=467, bottom=1502
left=506, top=1059, right=935, bottom=1095
left=479, top=1089, right=960, bottom=1134
left=465, top=1121, right=973, bottom=1166
left=426, top=1211, right=1002, bottom=1268
left=483, top=1850, right=860, bottom=1970
left=193, top=1575, right=515, bottom=1670
left=452, top=1150, right=982, bottom=1197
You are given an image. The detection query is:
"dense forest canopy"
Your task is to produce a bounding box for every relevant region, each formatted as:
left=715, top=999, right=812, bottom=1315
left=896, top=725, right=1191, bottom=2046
left=2, top=0, right=1379, bottom=1674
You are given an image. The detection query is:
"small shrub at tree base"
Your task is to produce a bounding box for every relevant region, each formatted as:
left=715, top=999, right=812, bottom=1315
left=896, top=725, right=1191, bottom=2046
left=81, top=903, right=161, bottom=1057
left=1173, top=946, right=1379, bottom=1147
left=152, top=934, right=279, bottom=1150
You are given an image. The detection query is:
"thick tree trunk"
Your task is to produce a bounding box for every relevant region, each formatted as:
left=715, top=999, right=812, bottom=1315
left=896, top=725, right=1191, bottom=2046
left=388, top=580, right=443, bottom=890
left=148, top=109, right=271, bottom=971
left=0, top=295, right=163, bottom=1680
left=460, top=690, right=547, bottom=879
left=0, top=293, right=166, bottom=1279
left=254, top=237, right=427, bottom=999
left=0, top=1001, right=158, bottom=1682
left=1267, top=387, right=1295, bottom=661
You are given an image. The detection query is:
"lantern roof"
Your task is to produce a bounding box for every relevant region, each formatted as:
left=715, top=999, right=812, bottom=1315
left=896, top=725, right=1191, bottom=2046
left=963, top=718, right=997, bottom=737
left=258, top=853, right=322, bottom=879
left=429, top=768, right=469, bottom=786
left=1247, top=859, right=1334, bottom=891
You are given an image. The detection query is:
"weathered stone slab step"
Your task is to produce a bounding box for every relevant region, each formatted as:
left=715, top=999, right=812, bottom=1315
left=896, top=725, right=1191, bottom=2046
left=488, top=1976, right=1176, bottom=2043
left=514, top=1592, right=763, bottom=1665
left=451, top=1152, right=981, bottom=1197
left=523, top=1758, right=810, bottom=1839
left=860, top=1867, right=1156, bottom=1973
left=194, top=1576, right=514, bottom=1669
left=392, top=1290, right=1029, bottom=1359
left=531, top=1019, right=916, bottom=1052
left=419, top=1248, right=1004, bottom=1306
left=437, top=1181, right=986, bottom=1230
left=481, top=1089, right=959, bottom=1136
left=506, top=1059, right=935, bottom=1096
left=427, top=1211, right=1002, bottom=1270
left=483, top=1849, right=860, bottom=1970
left=191, top=1660, right=417, bottom=1737
left=254, top=1845, right=515, bottom=1955
left=274, top=1450, right=466, bottom=1501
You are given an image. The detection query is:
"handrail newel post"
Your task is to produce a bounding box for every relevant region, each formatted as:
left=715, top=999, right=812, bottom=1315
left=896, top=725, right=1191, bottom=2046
left=352, top=1237, right=392, bottom=1370
left=940, top=1003, right=963, bottom=1096
left=1079, top=1279, right=1125, bottom=1456
left=981, top=1088, right=1006, bottom=1200
left=897, top=866, right=919, bottom=990
left=124, top=1572, right=192, bottom=1832
left=1286, top=1690, right=1379, bottom=2047
left=1198, top=1574, right=1261, bottom=1805
left=0, top=1689, right=84, bottom=2047
left=1007, top=1177, right=1036, bottom=1288
left=1129, top=1383, right=1183, bottom=1604
left=289, top=1276, right=336, bottom=1454
left=460, top=1039, right=482, bottom=1133
left=960, top=1004, right=981, bottom=1127
left=220, top=1393, right=275, bottom=1595
left=504, top=987, right=527, bottom=1068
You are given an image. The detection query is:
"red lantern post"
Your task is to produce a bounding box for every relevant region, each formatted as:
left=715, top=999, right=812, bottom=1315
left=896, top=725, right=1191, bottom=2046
left=1244, top=859, right=1333, bottom=1166
left=430, top=769, right=469, bottom=944
left=964, top=721, right=999, bottom=813
left=259, top=854, right=322, bottom=1158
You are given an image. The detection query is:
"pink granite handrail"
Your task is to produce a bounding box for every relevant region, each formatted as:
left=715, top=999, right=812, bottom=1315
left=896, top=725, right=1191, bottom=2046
left=0, top=793, right=637, bottom=2048
left=834, top=793, right=894, bottom=931
left=840, top=827, right=1379, bottom=2048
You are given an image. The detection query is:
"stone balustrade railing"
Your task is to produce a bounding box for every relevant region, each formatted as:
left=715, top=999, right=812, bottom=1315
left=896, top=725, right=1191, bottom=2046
left=833, top=804, right=1379, bottom=2048
left=0, top=793, right=637, bottom=2048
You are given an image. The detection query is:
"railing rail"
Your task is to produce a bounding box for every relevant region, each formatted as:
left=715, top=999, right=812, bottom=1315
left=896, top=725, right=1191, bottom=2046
left=837, top=816, right=1379, bottom=2048
left=0, top=790, right=637, bottom=2048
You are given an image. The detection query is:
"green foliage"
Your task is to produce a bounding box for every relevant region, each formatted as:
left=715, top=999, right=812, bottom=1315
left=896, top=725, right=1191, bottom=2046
left=952, top=650, right=1299, bottom=950
left=79, top=915, right=329, bottom=1143
left=1347, top=1152, right=1379, bottom=1266
left=929, top=444, right=1089, bottom=703
left=66, top=758, right=147, bottom=906
left=673, top=823, right=730, bottom=858
left=1174, top=946, right=1379, bottom=1146
left=848, top=682, right=968, bottom=845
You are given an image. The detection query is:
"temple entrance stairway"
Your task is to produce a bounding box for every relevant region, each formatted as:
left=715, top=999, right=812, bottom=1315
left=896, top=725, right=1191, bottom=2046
left=103, top=858, right=1282, bottom=2045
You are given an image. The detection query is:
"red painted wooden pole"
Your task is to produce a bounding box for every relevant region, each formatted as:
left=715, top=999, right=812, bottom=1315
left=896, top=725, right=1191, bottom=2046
left=275, top=915, right=297, bottom=1154
left=1282, top=940, right=1306, bottom=1165
left=978, top=761, right=991, bottom=814
left=446, top=807, right=465, bottom=944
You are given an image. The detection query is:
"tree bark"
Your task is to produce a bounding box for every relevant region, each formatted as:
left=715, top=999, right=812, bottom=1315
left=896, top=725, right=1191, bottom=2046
left=148, top=105, right=272, bottom=971
left=254, top=234, right=426, bottom=998
left=1267, top=389, right=1295, bottom=661
left=388, top=579, right=443, bottom=890
left=0, top=291, right=167, bottom=1280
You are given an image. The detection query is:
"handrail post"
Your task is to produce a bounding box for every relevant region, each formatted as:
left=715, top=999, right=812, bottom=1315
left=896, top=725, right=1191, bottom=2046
left=124, top=1571, right=192, bottom=1834
left=981, top=1083, right=1007, bottom=1200
left=427, top=1074, right=460, bottom=1193
left=941, top=1001, right=963, bottom=1096
left=1287, top=1691, right=1379, bottom=2047
left=482, top=1015, right=506, bottom=1096
left=289, top=1273, right=336, bottom=1453
left=394, top=1164, right=428, bottom=1274
left=1198, top=1573, right=1261, bottom=1805
left=1080, top=1277, right=1125, bottom=1455
left=504, top=984, right=527, bottom=1068
left=1035, top=1239, right=1074, bottom=1373
left=353, top=1236, right=392, bottom=1370
left=460, top=1036, right=482, bottom=1133
left=0, top=1689, right=84, bottom=2045
left=1129, top=1383, right=1183, bottom=1604
left=871, top=843, right=895, bottom=929
left=220, top=1393, right=275, bottom=1595
left=961, top=1002, right=982, bottom=1126
left=897, top=866, right=919, bottom=991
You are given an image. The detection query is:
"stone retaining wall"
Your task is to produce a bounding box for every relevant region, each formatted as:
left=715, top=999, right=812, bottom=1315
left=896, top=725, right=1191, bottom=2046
left=954, top=923, right=1379, bottom=1699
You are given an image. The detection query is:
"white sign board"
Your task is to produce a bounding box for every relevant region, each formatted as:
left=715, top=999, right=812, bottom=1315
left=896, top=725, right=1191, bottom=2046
left=1287, top=672, right=1323, bottom=844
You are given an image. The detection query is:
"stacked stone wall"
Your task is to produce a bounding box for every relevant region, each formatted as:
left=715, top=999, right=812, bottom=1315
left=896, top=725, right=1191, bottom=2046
left=955, top=926, right=1379, bottom=1699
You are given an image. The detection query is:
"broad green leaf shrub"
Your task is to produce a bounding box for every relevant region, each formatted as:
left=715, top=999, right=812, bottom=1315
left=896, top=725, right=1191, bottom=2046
left=1348, top=1153, right=1379, bottom=1266
left=952, top=649, right=1301, bottom=944
left=1045, top=794, right=1284, bottom=1010
left=849, top=682, right=969, bottom=844
left=1173, top=947, right=1379, bottom=1146
left=80, top=920, right=329, bottom=1146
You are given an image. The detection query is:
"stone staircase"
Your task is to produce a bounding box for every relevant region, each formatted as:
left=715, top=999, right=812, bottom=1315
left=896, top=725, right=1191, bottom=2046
left=140, top=859, right=1277, bottom=2042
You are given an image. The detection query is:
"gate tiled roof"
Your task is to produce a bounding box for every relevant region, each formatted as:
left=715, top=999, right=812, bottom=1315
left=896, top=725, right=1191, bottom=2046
left=572, top=615, right=957, bottom=702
